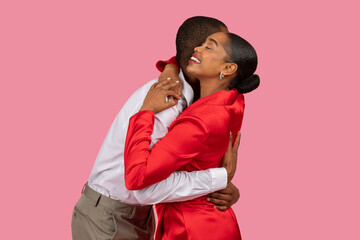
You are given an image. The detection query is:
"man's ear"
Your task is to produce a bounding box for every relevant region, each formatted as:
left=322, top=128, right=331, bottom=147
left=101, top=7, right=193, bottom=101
left=221, top=63, right=238, bottom=77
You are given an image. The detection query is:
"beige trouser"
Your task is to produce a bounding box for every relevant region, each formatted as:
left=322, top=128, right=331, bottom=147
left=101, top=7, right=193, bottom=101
left=71, top=184, right=155, bottom=240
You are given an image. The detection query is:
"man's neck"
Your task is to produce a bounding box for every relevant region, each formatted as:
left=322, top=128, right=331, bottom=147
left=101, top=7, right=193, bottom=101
left=183, top=72, right=200, bottom=102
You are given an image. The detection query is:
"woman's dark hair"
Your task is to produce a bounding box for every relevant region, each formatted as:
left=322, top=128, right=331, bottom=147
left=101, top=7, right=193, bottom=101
left=224, top=33, right=260, bottom=94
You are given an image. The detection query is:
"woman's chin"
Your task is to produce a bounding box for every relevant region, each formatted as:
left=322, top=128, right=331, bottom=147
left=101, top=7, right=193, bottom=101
left=186, top=64, right=198, bottom=73
left=186, top=64, right=192, bottom=72
left=186, top=67, right=198, bottom=79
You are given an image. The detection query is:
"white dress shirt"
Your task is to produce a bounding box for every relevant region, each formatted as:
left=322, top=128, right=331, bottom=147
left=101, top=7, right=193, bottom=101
left=88, top=71, right=227, bottom=205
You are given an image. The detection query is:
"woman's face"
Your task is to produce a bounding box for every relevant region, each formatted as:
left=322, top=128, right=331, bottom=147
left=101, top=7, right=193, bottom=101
left=186, top=32, right=230, bottom=79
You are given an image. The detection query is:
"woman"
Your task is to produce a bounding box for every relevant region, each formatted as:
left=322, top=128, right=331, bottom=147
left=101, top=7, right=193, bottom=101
left=124, top=31, right=259, bottom=240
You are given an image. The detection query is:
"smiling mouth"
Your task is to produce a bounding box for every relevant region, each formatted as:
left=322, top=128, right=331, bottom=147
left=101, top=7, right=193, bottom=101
left=190, top=56, right=201, bottom=63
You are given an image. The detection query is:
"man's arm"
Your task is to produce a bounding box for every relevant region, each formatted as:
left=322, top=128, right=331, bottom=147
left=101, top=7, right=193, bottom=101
left=132, top=168, right=227, bottom=204
left=133, top=140, right=241, bottom=208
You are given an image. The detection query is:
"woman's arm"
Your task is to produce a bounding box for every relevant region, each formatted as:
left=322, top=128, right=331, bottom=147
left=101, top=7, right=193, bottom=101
left=124, top=110, right=208, bottom=190
left=156, top=57, right=182, bottom=100
left=156, top=56, right=179, bottom=72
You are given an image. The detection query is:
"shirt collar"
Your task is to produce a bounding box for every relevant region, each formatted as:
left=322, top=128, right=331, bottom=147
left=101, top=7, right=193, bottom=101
left=179, top=70, right=194, bottom=107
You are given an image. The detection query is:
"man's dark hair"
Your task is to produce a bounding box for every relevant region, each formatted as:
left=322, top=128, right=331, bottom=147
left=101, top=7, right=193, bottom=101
left=176, top=16, right=227, bottom=70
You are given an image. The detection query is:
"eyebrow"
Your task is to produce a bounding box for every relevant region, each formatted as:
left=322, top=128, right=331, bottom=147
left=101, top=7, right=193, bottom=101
left=208, top=38, right=218, bottom=47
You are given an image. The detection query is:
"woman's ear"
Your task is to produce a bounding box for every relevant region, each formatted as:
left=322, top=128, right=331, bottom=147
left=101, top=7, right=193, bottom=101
left=221, top=63, right=238, bottom=77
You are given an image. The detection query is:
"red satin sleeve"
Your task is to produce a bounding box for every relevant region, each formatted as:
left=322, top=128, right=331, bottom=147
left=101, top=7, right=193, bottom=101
left=124, top=110, right=208, bottom=190
left=156, top=56, right=180, bottom=72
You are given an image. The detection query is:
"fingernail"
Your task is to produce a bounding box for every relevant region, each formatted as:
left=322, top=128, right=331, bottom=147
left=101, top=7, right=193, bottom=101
left=207, top=197, right=210, bottom=201
left=175, top=80, right=179, bottom=83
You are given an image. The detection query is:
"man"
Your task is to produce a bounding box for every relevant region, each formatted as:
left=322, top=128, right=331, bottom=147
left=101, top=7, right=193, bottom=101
left=71, top=16, right=240, bottom=240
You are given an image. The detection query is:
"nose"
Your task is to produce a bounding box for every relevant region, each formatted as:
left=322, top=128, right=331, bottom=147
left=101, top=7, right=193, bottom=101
left=194, top=46, right=201, bottom=52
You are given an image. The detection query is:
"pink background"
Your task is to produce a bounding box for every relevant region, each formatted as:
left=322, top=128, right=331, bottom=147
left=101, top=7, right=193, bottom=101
left=1, top=0, right=359, bottom=239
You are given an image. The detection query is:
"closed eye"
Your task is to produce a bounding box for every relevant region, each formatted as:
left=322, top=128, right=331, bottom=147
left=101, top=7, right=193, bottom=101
left=201, top=42, right=212, bottom=50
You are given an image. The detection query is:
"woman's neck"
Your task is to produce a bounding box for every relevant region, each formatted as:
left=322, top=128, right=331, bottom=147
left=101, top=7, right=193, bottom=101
left=199, top=77, right=229, bottom=98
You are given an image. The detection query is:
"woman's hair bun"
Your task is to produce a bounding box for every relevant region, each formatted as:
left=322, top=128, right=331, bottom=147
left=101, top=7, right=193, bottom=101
left=236, top=74, right=260, bottom=94
left=224, top=33, right=259, bottom=94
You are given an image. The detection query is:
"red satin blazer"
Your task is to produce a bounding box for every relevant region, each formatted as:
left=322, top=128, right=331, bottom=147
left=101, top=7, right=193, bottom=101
left=125, top=89, right=244, bottom=240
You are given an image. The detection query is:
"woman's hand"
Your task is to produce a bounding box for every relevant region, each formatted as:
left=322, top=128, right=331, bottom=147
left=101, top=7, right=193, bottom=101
left=222, top=131, right=241, bottom=182
left=158, top=64, right=183, bottom=101
left=139, top=80, right=181, bottom=114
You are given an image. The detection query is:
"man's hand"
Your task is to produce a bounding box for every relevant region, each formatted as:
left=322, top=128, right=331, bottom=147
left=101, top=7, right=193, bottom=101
left=158, top=64, right=182, bottom=99
left=207, top=182, right=240, bottom=211
left=222, top=131, right=241, bottom=182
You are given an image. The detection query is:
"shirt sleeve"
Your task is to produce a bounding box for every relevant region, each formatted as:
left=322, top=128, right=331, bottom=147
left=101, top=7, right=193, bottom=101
left=132, top=168, right=227, bottom=204
left=124, top=110, right=209, bottom=190
left=150, top=104, right=181, bottom=148
left=156, top=56, right=180, bottom=72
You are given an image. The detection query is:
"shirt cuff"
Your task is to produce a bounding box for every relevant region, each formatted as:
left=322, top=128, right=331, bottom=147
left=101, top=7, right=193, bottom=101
left=156, top=56, right=180, bottom=72
left=209, top=168, right=228, bottom=192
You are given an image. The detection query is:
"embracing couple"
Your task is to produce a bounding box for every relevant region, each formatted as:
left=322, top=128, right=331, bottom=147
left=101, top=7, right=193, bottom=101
left=71, top=16, right=259, bottom=240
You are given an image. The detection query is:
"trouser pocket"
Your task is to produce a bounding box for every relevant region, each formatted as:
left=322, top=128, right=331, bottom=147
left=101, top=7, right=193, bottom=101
left=71, top=194, right=116, bottom=240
